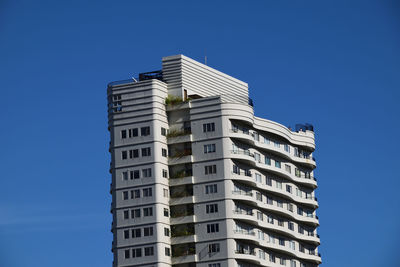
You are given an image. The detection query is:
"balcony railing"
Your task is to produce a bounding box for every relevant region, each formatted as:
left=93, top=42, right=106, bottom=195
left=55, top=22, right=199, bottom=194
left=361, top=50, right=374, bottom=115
left=235, top=250, right=256, bottom=256
left=169, top=149, right=192, bottom=158
left=232, top=190, right=253, bottom=197
left=231, top=150, right=254, bottom=157
left=170, top=169, right=193, bottom=179
left=233, top=210, right=253, bottom=216
left=234, top=229, right=255, bottom=236
left=167, top=128, right=192, bottom=138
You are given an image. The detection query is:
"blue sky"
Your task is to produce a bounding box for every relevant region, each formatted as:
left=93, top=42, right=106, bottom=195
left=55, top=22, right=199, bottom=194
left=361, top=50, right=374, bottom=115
left=1, top=0, right=399, bottom=266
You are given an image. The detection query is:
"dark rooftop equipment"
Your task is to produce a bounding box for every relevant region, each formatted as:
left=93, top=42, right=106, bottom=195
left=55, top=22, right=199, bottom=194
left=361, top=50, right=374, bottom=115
left=295, top=123, right=314, bottom=132
left=139, top=70, right=163, bottom=81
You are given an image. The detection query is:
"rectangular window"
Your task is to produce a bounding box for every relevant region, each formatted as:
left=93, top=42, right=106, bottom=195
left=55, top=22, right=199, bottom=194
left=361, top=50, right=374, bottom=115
left=263, top=136, right=270, bottom=144
left=257, top=211, right=263, bottom=221
left=276, top=181, right=282, bottom=190
left=122, top=171, right=128, bottom=180
left=270, top=254, right=275, bottom=263
left=123, top=191, right=128, bottom=200
left=143, top=207, right=153, bottom=217
left=144, top=227, right=153, bottom=236
left=162, top=148, right=167, bottom=157
left=145, top=246, right=154, bottom=257
left=207, top=223, right=219, bottom=233
left=162, top=169, right=168, bottom=178
left=297, top=207, right=303, bottom=216
left=288, top=222, right=294, bottom=231
left=255, top=173, right=262, bottom=183
left=280, top=258, right=286, bottom=265
left=206, top=204, right=218, bottom=213
left=208, top=243, right=220, bottom=253
left=295, top=168, right=301, bottom=177
left=254, top=153, right=260, bottom=162
left=163, top=188, right=169, bottom=197
left=286, top=185, right=292, bottom=193
left=164, top=208, right=169, bottom=217
left=288, top=203, right=294, bottom=212
left=289, top=241, right=295, bottom=250
left=129, top=128, right=138, bottom=138
left=265, top=156, right=271, bottom=165
left=256, top=192, right=262, bottom=201
left=244, top=169, right=251, bottom=177
left=204, top=144, right=216, bottom=153
left=130, top=149, right=139, bottom=158
left=279, top=238, right=285, bottom=246
left=267, top=215, right=274, bottom=224
left=165, top=247, right=171, bottom=256
left=164, top=227, right=170, bottom=236
left=233, top=165, right=240, bottom=174
left=275, top=160, right=281, bottom=168
left=122, top=151, right=127, bottom=160
left=161, top=127, right=167, bottom=136
left=141, top=147, right=151, bottom=157
left=132, top=228, right=141, bottom=238
left=274, top=141, right=280, bottom=148
left=208, top=264, right=221, bottom=267
left=285, top=164, right=291, bottom=173
left=278, top=219, right=284, bottom=227
left=123, top=210, right=129, bottom=219
left=203, top=122, right=215, bottom=132
left=142, top=168, right=152, bottom=178
left=284, top=144, right=290, bottom=152
left=258, top=230, right=264, bottom=240
left=205, top=165, right=217, bottom=174
left=253, top=132, right=260, bottom=141
left=291, top=260, right=297, bottom=267
left=277, top=200, right=283, bottom=208
left=124, top=249, right=130, bottom=259
left=266, top=176, right=272, bottom=186
left=121, top=130, right=127, bottom=139
left=132, top=248, right=142, bottom=258
left=141, top=126, right=150, bottom=136
left=131, top=209, right=141, bottom=218
left=124, top=230, right=129, bottom=239
left=131, top=189, right=140, bottom=199
left=267, top=196, right=273, bottom=205
left=143, top=188, right=152, bottom=197
left=205, top=184, right=218, bottom=194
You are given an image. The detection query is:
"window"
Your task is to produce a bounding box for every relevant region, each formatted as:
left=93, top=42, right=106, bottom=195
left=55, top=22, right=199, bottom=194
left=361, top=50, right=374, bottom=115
left=205, top=184, right=218, bottom=194
left=274, top=141, right=280, bottom=148
left=122, top=151, right=127, bottom=160
left=267, top=215, right=274, bottom=224
left=164, top=208, right=169, bottom=217
left=112, top=94, right=122, bottom=112
left=203, top=122, right=215, bottom=132
left=255, top=173, right=262, bottom=183
left=131, top=189, right=140, bottom=199
left=285, top=164, right=291, bottom=173
left=244, top=169, right=251, bottom=177
left=284, top=144, right=290, bottom=152
left=141, top=126, right=150, bottom=136
left=205, top=165, right=217, bottom=174
left=124, top=230, right=129, bottom=239
left=208, top=243, right=220, bottom=253
left=144, top=227, right=153, bottom=236
left=277, top=200, right=283, bottom=208
left=208, top=264, right=221, bottom=267
left=267, top=196, right=273, bottom=205
left=254, top=153, right=260, bottom=162
left=165, top=247, right=171, bottom=256
left=257, top=211, right=263, bottom=221
left=265, top=156, right=271, bottom=165
left=297, top=207, right=303, bottom=216
left=278, top=219, right=284, bottom=227
left=123, top=191, right=128, bottom=200
left=256, top=192, right=262, bottom=201
left=142, top=168, right=152, bottom=178
left=123, top=210, right=129, bottom=219
left=298, top=225, right=304, bottom=234
left=163, top=188, right=169, bottom=197
left=266, top=176, right=272, bottom=186
left=288, top=203, right=294, bottom=212
left=164, top=227, right=170, bottom=236
left=141, top=147, right=151, bottom=157
left=143, top=207, right=153, bottom=217
left=132, top=170, right=140, bottom=179
left=270, top=254, right=276, bottom=263
left=143, top=188, right=152, bottom=197
left=206, top=204, right=218, bottom=213
left=162, top=148, right=167, bottom=157
left=288, top=222, right=294, bottom=231
left=253, top=132, right=260, bottom=141
left=295, top=168, right=301, bottom=177
left=131, top=228, right=141, bottom=238
left=144, top=247, right=154, bottom=256
left=275, top=160, right=281, bottom=168
left=258, top=230, right=264, bottom=240
left=290, top=260, right=297, bottom=267
left=121, top=130, right=127, bottom=139
left=122, top=171, right=128, bottom=180
left=207, top=223, right=219, bottom=233
left=269, top=235, right=275, bottom=244
left=280, top=258, right=286, bottom=265
left=289, top=241, right=295, bottom=250
left=263, top=136, right=270, bottom=144
left=161, top=127, right=167, bottom=136
left=276, top=181, right=282, bottom=189
left=124, top=249, right=130, bottom=259
left=130, top=149, right=139, bottom=158
left=162, top=169, right=168, bottom=178
left=279, top=238, right=285, bottom=246
left=129, top=128, right=138, bottom=138
left=131, top=209, right=140, bottom=218
left=204, top=144, right=216, bottom=153
left=132, top=248, right=142, bottom=258
left=233, top=165, right=239, bottom=174
left=286, top=185, right=292, bottom=193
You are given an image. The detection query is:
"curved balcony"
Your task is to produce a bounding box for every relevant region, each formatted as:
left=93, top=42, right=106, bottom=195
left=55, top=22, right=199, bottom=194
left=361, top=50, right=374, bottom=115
left=234, top=250, right=259, bottom=264
left=231, top=190, right=257, bottom=205
left=229, top=129, right=316, bottom=169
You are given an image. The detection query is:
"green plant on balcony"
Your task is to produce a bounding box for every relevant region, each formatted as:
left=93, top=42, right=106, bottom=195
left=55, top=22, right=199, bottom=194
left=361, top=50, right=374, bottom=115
left=167, top=128, right=191, bottom=138
left=165, top=95, right=183, bottom=106
left=169, top=149, right=192, bottom=158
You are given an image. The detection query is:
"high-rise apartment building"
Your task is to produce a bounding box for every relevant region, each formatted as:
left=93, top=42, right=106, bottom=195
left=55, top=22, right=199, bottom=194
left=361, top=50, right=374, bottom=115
left=107, top=55, right=321, bottom=267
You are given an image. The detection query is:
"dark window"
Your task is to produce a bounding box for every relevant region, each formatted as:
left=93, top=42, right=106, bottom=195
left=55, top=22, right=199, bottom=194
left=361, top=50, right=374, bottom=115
left=143, top=188, right=152, bottom=197
left=132, top=228, right=141, bottom=238
left=204, top=144, right=216, bottom=153
left=122, top=151, right=127, bottom=160
left=207, top=223, right=219, bottom=233
left=162, top=148, right=167, bottom=157
left=141, top=126, right=150, bottom=136
left=203, top=122, right=215, bottom=132
left=124, top=230, right=129, bottom=239
left=132, top=248, right=142, bottom=258
left=205, top=165, right=217, bottom=174
left=123, top=210, right=129, bottom=219
left=144, top=207, right=153, bottom=217
left=129, top=128, right=138, bottom=138
left=144, top=246, right=154, bottom=256
left=164, top=227, right=170, bottom=236
left=165, top=247, right=170, bottom=256
left=161, top=127, right=167, bottom=136
left=208, top=243, right=220, bottom=253
left=279, top=238, right=285, bottom=246
left=142, top=147, right=151, bottom=157
left=162, top=169, right=168, bottom=178
left=206, top=204, right=218, bottom=213
left=121, top=130, right=127, bottom=139
left=123, top=191, right=128, bottom=200
left=144, top=227, right=153, bottom=236
left=132, top=170, right=140, bottom=179
left=124, top=249, right=130, bottom=259
left=164, top=208, right=169, bottom=217
left=142, top=168, right=152, bottom=178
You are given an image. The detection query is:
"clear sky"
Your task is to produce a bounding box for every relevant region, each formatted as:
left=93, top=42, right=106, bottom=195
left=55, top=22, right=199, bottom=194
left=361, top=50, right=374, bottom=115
left=1, top=1, right=399, bottom=266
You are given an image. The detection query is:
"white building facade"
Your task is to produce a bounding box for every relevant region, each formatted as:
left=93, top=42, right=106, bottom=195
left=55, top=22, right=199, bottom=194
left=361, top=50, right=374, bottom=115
left=107, top=55, right=321, bottom=267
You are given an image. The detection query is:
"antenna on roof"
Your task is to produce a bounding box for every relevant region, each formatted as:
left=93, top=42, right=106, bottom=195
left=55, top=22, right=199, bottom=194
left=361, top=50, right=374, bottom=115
left=204, top=49, right=207, bottom=65
left=132, top=77, right=137, bottom=82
